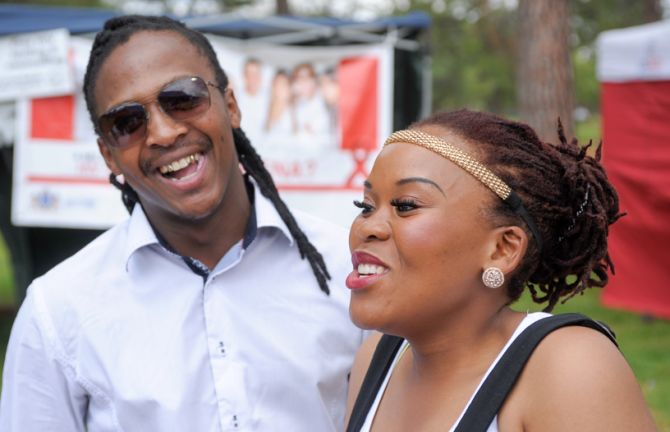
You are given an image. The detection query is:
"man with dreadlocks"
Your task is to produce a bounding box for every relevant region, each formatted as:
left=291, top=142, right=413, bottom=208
left=0, top=15, right=364, bottom=431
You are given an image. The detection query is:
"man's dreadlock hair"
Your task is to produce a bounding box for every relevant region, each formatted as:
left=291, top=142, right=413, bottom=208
left=411, top=109, right=624, bottom=311
left=83, top=15, right=331, bottom=294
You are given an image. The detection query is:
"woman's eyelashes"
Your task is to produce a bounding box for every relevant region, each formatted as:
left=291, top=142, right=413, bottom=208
left=390, top=198, right=419, bottom=213
left=353, top=198, right=419, bottom=215
left=353, top=200, right=374, bottom=215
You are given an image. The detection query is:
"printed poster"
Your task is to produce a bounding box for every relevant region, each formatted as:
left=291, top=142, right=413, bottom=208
left=12, top=32, right=393, bottom=228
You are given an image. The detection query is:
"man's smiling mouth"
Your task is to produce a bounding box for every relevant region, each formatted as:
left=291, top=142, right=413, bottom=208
left=158, top=153, right=202, bottom=179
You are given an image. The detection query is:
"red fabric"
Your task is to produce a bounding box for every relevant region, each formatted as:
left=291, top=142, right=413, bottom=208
left=338, top=57, right=378, bottom=151
left=601, top=81, right=670, bottom=318
left=30, top=95, right=74, bottom=140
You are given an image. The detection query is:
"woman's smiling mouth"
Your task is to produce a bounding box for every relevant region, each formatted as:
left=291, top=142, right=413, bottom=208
left=346, top=251, right=389, bottom=290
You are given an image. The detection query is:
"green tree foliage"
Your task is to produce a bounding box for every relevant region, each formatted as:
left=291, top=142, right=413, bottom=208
left=402, top=0, right=518, bottom=114
left=571, top=0, right=662, bottom=46
left=389, top=0, right=663, bottom=116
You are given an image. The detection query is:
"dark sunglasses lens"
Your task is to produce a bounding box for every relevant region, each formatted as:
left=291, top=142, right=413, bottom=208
left=158, top=77, right=211, bottom=120
left=100, top=104, right=147, bottom=147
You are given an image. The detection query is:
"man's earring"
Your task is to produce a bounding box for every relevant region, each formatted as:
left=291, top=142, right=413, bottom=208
left=109, top=173, right=125, bottom=187
left=482, top=267, right=504, bottom=289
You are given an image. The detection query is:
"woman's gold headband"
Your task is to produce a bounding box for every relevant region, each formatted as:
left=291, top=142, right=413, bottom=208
left=384, top=129, right=543, bottom=251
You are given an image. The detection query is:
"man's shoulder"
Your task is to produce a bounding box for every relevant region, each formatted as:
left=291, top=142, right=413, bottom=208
left=19, top=221, right=132, bottom=348
left=33, top=220, right=131, bottom=294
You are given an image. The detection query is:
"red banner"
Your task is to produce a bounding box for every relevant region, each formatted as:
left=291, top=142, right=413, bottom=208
left=339, top=57, right=378, bottom=151
left=30, top=95, right=74, bottom=140
left=601, top=81, right=670, bottom=318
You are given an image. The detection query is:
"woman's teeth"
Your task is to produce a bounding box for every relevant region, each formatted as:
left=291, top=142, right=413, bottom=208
left=358, top=263, right=387, bottom=276
left=159, top=153, right=201, bottom=175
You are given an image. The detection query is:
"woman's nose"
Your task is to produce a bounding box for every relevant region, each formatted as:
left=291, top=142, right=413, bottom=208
left=353, top=210, right=391, bottom=243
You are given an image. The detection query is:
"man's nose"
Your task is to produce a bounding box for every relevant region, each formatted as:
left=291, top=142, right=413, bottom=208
left=144, top=103, right=188, bottom=147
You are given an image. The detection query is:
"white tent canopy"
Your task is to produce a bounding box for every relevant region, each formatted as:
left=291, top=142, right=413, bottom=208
left=597, top=19, right=670, bottom=82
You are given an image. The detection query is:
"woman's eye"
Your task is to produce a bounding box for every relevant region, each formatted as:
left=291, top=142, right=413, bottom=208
left=391, top=199, right=418, bottom=213
left=353, top=200, right=373, bottom=214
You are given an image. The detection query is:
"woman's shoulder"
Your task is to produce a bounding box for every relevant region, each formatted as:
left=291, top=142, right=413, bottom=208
left=526, top=321, right=628, bottom=392
left=345, top=331, right=385, bottom=426
left=501, top=318, right=657, bottom=431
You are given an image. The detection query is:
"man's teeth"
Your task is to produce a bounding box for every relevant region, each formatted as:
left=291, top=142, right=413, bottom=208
left=357, top=263, right=387, bottom=276
left=159, top=153, right=201, bottom=174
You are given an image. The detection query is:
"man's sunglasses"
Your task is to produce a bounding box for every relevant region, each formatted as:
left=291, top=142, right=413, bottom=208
left=97, top=76, right=220, bottom=148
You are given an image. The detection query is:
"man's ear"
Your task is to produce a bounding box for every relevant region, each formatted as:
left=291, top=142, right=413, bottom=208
left=97, top=138, right=120, bottom=175
left=483, top=225, right=529, bottom=276
left=223, top=88, right=241, bottom=129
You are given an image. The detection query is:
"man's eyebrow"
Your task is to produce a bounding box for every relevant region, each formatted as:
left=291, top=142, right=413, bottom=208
left=396, top=177, right=445, bottom=195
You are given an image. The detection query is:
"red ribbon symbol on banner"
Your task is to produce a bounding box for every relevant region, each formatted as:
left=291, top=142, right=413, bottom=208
left=345, top=149, right=370, bottom=188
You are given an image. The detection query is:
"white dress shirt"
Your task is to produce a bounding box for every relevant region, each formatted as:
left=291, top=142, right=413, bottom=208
left=0, top=183, right=363, bottom=431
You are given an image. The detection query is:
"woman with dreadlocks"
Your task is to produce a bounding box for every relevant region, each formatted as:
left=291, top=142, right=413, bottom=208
left=344, top=110, right=656, bottom=431
left=0, top=15, right=364, bottom=431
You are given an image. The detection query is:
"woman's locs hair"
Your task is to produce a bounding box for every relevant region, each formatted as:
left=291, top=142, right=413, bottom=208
left=411, top=110, right=624, bottom=311
left=87, top=15, right=332, bottom=295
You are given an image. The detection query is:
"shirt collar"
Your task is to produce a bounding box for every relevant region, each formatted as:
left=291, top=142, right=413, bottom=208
left=123, top=204, right=161, bottom=270
left=252, top=179, right=295, bottom=246
left=122, top=176, right=294, bottom=270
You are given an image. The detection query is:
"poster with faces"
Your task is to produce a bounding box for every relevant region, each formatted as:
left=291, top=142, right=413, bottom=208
left=210, top=37, right=393, bottom=227
left=10, top=32, right=393, bottom=229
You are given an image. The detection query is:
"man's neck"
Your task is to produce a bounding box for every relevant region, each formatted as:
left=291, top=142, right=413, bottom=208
left=144, top=181, right=253, bottom=270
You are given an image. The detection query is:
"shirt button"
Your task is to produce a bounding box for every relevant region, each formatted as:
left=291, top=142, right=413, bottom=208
left=233, top=414, right=239, bottom=428
left=218, top=341, right=226, bottom=356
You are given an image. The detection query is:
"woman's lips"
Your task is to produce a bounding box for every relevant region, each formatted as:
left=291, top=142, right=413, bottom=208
left=346, top=270, right=386, bottom=290
left=346, top=251, right=389, bottom=290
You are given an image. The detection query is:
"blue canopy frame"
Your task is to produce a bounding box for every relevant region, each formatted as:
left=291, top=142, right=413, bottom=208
left=0, top=3, right=432, bottom=125
left=0, top=4, right=429, bottom=47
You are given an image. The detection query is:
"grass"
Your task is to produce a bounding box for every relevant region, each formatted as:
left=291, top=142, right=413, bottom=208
left=0, top=234, right=17, bottom=391
left=0, top=236, right=14, bottom=307
left=575, top=113, right=602, bottom=146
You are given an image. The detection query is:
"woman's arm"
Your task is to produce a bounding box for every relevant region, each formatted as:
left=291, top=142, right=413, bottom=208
left=508, top=325, right=657, bottom=431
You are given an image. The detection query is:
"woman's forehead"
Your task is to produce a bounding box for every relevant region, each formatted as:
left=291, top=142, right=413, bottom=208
left=370, top=143, right=469, bottom=189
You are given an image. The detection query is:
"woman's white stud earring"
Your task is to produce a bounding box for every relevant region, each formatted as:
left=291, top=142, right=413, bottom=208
left=482, top=267, right=504, bottom=289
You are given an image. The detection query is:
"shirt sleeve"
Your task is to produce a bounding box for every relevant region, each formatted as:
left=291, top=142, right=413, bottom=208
left=0, top=286, right=88, bottom=432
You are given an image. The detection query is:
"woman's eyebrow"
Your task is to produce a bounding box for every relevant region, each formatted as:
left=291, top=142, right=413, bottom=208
left=396, top=177, right=445, bottom=196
